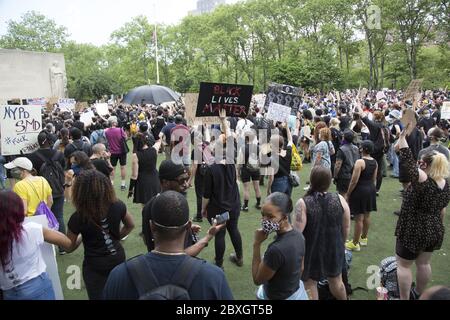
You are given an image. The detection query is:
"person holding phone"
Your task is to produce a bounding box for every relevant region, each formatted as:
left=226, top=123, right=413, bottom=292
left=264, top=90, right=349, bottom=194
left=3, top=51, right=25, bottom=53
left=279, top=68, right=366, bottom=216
left=252, top=192, right=308, bottom=300
left=202, top=109, right=243, bottom=269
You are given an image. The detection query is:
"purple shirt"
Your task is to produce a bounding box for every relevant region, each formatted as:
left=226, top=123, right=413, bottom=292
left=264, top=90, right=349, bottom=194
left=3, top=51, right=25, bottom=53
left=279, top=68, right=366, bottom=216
left=105, top=127, right=126, bottom=155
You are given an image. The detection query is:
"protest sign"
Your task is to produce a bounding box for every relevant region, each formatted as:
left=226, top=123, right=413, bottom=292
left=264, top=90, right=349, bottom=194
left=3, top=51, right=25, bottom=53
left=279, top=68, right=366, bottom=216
left=196, top=82, right=253, bottom=118
left=267, top=102, right=291, bottom=123
left=404, top=79, right=424, bottom=102
left=376, top=91, right=386, bottom=101
left=264, top=83, right=302, bottom=115
left=1, top=105, right=42, bottom=155
left=95, top=103, right=109, bottom=116
left=185, top=93, right=220, bottom=126
left=401, top=109, right=417, bottom=136
left=58, top=98, right=76, bottom=112
left=75, top=102, right=88, bottom=112
left=25, top=215, right=64, bottom=300
left=441, top=101, right=450, bottom=120
left=26, top=98, right=47, bottom=106
left=359, top=88, right=368, bottom=101
left=80, top=110, right=95, bottom=127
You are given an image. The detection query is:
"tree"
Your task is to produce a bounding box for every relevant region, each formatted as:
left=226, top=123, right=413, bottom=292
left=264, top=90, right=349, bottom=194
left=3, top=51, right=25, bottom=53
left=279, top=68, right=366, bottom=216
left=0, top=11, right=69, bottom=52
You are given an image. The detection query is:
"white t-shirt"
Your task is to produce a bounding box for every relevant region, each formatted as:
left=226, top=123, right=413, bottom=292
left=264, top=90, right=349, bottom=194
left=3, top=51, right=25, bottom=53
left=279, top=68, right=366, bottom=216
left=0, top=222, right=47, bottom=290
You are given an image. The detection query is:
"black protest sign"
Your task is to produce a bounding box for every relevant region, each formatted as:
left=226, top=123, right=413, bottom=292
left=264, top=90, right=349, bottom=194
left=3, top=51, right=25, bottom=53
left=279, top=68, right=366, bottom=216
left=264, top=83, right=303, bottom=115
left=196, top=82, right=253, bottom=117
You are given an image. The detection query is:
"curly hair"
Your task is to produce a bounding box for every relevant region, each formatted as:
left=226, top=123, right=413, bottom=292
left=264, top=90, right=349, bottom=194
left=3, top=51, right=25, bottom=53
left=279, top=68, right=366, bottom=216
left=71, top=170, right=117, bottom=224
left=0, top=191, right=25, bottom=268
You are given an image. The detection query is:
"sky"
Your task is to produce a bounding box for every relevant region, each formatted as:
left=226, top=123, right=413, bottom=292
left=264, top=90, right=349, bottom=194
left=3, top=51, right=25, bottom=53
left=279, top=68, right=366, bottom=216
left=0, top=0, right=240, bottom=46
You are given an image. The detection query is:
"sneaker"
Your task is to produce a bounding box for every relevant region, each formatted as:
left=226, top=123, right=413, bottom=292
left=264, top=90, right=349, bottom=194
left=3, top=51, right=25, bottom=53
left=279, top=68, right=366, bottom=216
left=193, top=216, right=203, bottom=223
left=255, top=204, right=261, bottom=210
left=393, top=211, right=400, bottom=216
left=229, top=253, right=243, bottom=267
left=359, top=237, right=368, bottom=247
left=345, top=240, right=361, bottom=252
left=120, top=185, right=126, bottom=191
left=303, top=185, right=310, bottom=191
left=59, top=250, right=67, bottom=256
left=121, top=235, right=129, bottom=241
left=241, top=205, right=249, bottom=212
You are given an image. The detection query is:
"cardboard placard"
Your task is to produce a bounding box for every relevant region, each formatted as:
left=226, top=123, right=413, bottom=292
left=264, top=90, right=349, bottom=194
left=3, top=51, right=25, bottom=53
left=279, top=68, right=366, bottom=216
left=196, top=82, right=253, bottom=118
left=267, top=102, right=291, bottom=123
left=58, top=98, right=76, bottom=112
left=26, top=98, right=47, bottom=106
left=376, top=91, right=386, bottom=101
left=441, top=101, right=450, bottom=120
left=185, top=93, right=220, bottom=126
left=24, top=215, right=64, bottom=300
left=404, top=79, right=424, bottom=102
left=1, top=105, right=42, bottom=155
left=359, top=88, right=368, bottom=101
left=75, top=102, right=88, bottom=113
left=264, top=83, right=302, bottom=115
left=401, top=109, right=417, bottom=136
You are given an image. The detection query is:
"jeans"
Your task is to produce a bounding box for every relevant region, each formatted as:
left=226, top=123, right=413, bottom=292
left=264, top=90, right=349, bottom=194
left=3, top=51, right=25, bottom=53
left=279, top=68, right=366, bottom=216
left=390, top=145, right=399, bottom=177
left=271, top=176, right=292, bottom=197
left=257, top=280, right=309, bottom=300
left=3, top=272, right=55, bottom=300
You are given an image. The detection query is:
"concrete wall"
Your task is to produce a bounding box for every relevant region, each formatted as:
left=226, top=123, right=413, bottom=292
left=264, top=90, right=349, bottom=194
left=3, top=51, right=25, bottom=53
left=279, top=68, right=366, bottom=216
left=0, top=49, right=66, bottom=103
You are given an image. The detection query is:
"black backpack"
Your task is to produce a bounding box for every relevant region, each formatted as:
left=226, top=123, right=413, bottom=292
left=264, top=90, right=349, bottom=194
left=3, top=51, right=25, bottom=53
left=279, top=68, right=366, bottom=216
left=36, top=151, right=65, bottom=198
left=374, top=125, right=391, bottom=154
left=126, top=255, right=204, bottom=300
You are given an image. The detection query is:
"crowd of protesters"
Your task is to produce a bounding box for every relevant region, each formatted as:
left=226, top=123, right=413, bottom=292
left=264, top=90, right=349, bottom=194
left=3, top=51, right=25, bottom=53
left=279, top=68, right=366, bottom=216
left=0, top=87, right=449, bottom=300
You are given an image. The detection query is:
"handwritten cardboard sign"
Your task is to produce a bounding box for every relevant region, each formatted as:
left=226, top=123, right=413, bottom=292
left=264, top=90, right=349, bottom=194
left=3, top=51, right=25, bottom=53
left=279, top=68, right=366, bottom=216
left=185, top=93, right=220, bottom=126
left=26, top=98, right=47, bottom=106
left=1, top=105, right=42, bottom=155
left=80, top=110, right=95, bottom=128
left=376, top=91, right=387, bottom=101
left=441, top=101, right=450, bottom=120
left=58, top=98, right=76, bottom=112
left=267, top=102, right=291, bottom=123
left=75, top=102, right=88, bottom=113
left=196, top=82, right=253, bottom=118
left=404, top=79, right=424, bottom=102
left=264, top=83, right=302, bottom=115
left=401, top=109, right=417, bottom=136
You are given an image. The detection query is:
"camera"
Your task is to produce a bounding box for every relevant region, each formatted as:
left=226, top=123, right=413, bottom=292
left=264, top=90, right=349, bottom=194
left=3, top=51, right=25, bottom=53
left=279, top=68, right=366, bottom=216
left=215, top=211, right=230, bottom=225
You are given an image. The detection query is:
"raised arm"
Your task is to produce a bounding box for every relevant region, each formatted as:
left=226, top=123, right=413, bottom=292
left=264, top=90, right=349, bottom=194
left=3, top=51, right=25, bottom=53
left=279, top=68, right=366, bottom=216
left=293, top=198, right=307, bottom=233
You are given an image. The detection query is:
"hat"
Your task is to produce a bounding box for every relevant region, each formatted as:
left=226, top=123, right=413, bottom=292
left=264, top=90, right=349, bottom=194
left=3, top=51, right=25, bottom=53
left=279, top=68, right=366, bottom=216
left=4, top=157, right=33, bottom=171
left=389, top=110, right=401, bottom=120
left=159, top=160, right=187, bottom=180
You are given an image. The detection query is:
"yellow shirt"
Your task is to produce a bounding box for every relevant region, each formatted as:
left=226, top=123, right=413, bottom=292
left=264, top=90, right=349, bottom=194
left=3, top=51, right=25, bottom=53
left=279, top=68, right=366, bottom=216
left=13, top=177, right=53, bottom=217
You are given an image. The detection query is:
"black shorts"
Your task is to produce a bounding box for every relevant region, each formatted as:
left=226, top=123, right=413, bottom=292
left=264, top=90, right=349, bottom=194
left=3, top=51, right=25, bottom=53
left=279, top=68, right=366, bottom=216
left=110, top=153, right=127, bottom=166
left=336, top=178, right=351, bottom=194
left=395, top=240, right=434, bottom=260
left=241, top=166, right=260, bottom=183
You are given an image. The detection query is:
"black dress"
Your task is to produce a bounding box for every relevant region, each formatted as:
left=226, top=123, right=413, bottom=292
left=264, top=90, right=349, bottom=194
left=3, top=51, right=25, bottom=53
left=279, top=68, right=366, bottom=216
left=134, top=148, right=161, bottom=204
left=349, top=158, right=377, bottom=215
left=302, top=192, right=345, bottom=281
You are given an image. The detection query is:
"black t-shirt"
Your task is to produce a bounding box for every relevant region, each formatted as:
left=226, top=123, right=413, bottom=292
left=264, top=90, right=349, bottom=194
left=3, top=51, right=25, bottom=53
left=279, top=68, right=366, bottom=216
left=418, top=117, right=435, bottom=134
left=64, top=139, right=92, bottom=163
left=68, top=200, right=126, bottom=268
left=263, top=229, right=305, bottom=300
left=92, top=158, right=113, bottom=177
left=27, top=148, right=65, bottom=175
left=203, top=164, right=240, bottom=213
left=142, top=195, right=195, bottom=252
left=274, top=146, right=292, bottom=179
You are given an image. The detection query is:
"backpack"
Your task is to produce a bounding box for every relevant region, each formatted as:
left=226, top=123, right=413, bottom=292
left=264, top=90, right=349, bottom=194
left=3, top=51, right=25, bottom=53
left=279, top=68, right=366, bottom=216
left=35, top=151, right=65, bottom=198
left=379, top=256, right=399, bottom=300
left=126, top=255, right=204, bottom=300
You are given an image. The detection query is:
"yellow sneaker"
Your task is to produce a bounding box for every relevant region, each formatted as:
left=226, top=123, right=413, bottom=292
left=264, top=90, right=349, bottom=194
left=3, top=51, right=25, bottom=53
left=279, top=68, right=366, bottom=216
left=360, top=237, right=368, bottom=247
left=345, top=240, right=361, bottom=252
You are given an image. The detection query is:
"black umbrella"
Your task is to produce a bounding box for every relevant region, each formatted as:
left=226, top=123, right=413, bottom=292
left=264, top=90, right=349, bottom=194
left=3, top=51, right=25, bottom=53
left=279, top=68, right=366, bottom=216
left=122, top=85, right=180, bottom=105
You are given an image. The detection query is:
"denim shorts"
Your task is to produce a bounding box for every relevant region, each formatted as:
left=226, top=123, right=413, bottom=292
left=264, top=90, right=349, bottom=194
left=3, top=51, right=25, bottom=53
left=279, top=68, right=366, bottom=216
left=3, top=272, right=56, bottom=300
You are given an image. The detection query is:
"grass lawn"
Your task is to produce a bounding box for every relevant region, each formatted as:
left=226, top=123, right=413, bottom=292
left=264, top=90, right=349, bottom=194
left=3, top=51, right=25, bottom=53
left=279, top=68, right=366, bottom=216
left=56, top=148, right=450, bottom=300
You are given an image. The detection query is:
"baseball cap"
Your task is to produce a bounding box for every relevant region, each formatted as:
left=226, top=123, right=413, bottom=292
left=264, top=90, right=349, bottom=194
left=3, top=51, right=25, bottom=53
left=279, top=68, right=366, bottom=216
left=4, top=157, right=33, bottom=171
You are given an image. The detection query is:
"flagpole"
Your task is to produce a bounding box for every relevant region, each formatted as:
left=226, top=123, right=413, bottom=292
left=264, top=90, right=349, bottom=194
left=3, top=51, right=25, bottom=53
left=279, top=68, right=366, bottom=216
left=154, top=23, right=160, bottom=84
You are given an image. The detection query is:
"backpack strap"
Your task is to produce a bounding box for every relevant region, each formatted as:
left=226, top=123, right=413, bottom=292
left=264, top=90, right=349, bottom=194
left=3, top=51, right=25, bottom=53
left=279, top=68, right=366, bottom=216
left=126, top=255, right=160, bottom=297
left=171, top=256, right=204, bottom=290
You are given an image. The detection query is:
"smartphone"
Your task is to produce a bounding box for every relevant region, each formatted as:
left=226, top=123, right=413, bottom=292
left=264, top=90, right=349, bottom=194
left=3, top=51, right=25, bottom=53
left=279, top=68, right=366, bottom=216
left=215, top=211, right=230, bottom=225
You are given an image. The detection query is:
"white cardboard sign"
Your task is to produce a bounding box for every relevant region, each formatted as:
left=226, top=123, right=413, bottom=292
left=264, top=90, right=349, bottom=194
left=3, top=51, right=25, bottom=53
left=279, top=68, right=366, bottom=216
left=267, top=102, right=291, bottom=123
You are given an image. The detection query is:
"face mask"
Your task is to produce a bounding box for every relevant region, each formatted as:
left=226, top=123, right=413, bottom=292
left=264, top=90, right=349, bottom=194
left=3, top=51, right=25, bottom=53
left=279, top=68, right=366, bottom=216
left=261, top=218, right=281, bottom=234
left=10, top=168, right=22, bottom=180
